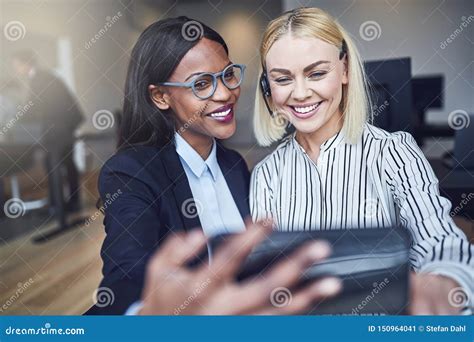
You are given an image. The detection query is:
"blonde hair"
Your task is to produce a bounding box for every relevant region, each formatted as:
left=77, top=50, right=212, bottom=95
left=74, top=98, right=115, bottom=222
left=254, top=7, right=372, bottom=146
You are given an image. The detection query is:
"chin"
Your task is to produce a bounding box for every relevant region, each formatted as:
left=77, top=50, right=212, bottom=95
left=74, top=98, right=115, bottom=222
left=292, top=119, right=326, bottom=135
left=212, top=124, right=236, bottom=140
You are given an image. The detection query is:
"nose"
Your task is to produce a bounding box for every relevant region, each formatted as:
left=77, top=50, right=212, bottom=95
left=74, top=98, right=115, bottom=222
left=292, top=77, right=312, bottom=102
left=211, top=78, right=232, bottom=102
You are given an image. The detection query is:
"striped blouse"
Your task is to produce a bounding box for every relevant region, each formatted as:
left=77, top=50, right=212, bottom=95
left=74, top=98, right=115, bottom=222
left=250, top=124, right=473, bottom=307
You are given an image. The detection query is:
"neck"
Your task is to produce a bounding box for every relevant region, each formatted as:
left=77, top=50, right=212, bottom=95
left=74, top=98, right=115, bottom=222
left=295, top=110, right=343, bottom=157
left=178, top=130, right=214, bottom=160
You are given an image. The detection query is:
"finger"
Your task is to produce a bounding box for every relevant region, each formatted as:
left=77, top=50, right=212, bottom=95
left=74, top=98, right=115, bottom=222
left=409, top=301, right=433, bottom=315
left=170, top=229, right=208, bottom=266
left=157, top=231, right=187, bottom=257
left=256, top=217, right=274, bottom=229
left=149, top=229, right=207, bottom=272
left=206, top=222, right=272, bottom=281
left=437, top=304, right=457, bottom=315
left=408, top=273, right=435, bottom=315
left=254, top=277, right=342, bottom=315
left=259, top=240, right=331, bottom=288
left=227, top=241, right=334, bottom=314
left=241, top=240, right=331, bottom=303
left=429, top=289, right=460, bottom=315
left=408, top=291, right=435, bottom=315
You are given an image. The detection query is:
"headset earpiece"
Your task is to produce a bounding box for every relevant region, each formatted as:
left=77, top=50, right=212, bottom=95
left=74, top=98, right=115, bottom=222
left=260, top=69, right=274, bottom=116
left=259, top=70, right=271, bottom=97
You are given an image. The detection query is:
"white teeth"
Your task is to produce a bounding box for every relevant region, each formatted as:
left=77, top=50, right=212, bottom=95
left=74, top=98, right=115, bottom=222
left=209, top=108, right=231, bottom=117
left=292, top=102, right=321, bottom=114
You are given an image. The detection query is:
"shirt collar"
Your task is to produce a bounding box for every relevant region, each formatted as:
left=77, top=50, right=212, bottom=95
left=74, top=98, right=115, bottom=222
left=174, top=132, right=218, bottom=181
left=320, top=130, right=345, bottom=152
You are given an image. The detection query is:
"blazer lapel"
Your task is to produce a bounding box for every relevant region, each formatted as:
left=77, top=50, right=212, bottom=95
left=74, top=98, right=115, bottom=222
left=216, top=144, right=251, bottom=221
left=160, top=142, right=202, bottom=232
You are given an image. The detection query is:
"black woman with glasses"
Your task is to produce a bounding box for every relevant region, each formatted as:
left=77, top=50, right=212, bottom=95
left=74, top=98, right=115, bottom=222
left=86, top=16, right=340, bottom=315
left=84, top=16, right=251, bottom=314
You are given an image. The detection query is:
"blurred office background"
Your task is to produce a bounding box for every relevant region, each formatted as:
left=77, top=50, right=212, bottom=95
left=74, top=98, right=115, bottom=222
left=0, top=0, right=472, bottom=314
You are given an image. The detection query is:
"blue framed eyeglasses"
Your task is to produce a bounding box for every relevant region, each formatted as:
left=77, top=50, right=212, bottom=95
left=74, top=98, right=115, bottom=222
left=157, top=63, right=246, bottom=100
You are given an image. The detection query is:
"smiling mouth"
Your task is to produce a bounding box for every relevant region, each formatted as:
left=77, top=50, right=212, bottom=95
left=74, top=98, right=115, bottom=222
left=288, top=101, right=324, bottom=118
left=205, top=104, right=234, bottom=123
left=208, top=108, right=231, bottom=117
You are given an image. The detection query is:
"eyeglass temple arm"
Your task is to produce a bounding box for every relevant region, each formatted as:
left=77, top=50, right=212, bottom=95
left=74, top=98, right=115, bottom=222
left=157, top=81, right=194, bottom=87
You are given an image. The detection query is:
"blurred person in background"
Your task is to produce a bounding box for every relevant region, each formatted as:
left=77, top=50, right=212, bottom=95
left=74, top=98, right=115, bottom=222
left=0, top=79, right=23, bottom=137
left=12, top=50, right=84, bottom=213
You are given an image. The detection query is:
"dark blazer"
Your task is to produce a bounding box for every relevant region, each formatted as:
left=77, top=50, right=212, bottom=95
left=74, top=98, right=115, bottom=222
left=85, top=141, right=250, bottom=315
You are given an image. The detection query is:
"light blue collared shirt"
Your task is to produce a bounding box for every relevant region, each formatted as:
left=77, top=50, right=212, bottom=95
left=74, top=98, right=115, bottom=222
left=174, top=132, right=245, bottom=237
left=125, top=134, right=246, bottom=315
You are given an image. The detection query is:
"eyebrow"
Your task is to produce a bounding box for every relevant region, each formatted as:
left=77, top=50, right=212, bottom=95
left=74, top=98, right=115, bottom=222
left=269, top=60, right=331, bottom=75
left=184, top=61, right=233, bottom=81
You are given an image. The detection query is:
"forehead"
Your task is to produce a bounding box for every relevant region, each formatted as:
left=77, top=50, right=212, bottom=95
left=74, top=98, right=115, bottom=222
left=265, top=34, right=338, bottom=70
left=173, top=38, right=229, bottom=77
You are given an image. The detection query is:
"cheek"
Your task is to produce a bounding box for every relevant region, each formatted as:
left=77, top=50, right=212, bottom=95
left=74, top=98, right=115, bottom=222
left=232, top=87, right=241, bottom=101
left=270, top=87, right=290, bottom=108
left=172, top=92, right=207, bottom=123
left=191, top=102, right=210, bottom=118
left=315, top=76, right=343, bottom=100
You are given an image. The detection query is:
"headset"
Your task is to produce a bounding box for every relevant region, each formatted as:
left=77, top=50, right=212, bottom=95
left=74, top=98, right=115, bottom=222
left=259, top=70, right=273, bottom=115
left=260, top=39, right=347, bottom=116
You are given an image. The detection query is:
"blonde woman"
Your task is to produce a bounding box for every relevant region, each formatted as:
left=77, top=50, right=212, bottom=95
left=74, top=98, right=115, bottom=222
left=250, top=7, right=472, bottom=314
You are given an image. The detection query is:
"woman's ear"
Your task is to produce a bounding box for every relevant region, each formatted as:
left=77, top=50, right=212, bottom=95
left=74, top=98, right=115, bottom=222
left=148, top=85, right=170, bottom=110
left=341, top=55, right=348, bottom=85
